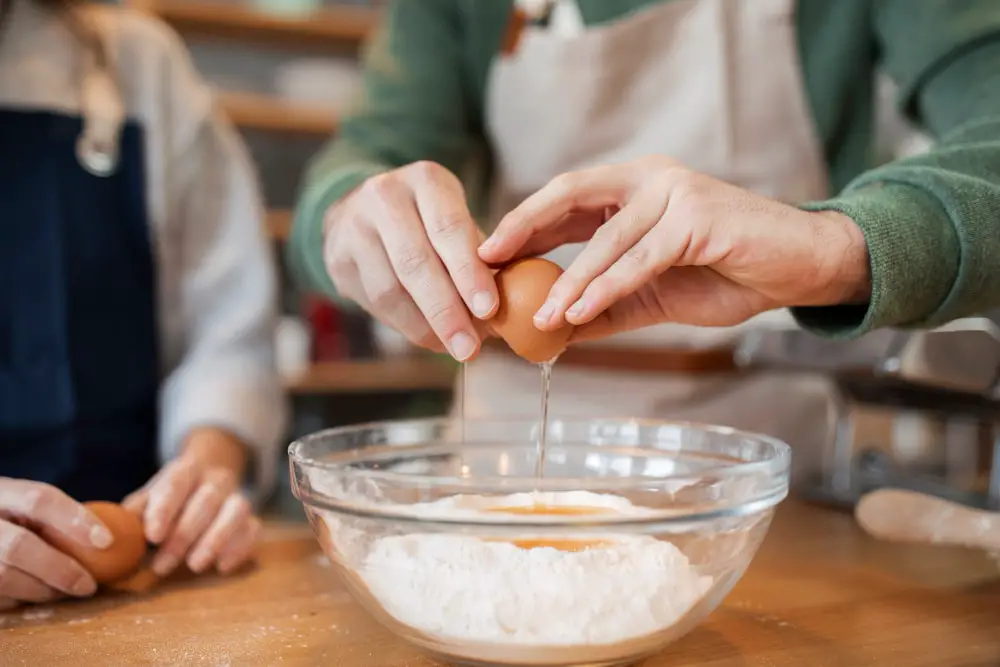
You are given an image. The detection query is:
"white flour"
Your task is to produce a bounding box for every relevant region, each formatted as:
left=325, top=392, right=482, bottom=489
left=355, top=491, right=713, bottom=647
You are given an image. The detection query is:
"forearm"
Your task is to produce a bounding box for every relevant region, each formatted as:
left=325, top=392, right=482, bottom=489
left=794, top=35, right=1000, bottom=337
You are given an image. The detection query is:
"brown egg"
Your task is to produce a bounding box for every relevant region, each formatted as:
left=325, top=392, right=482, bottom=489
left=492, top=257, right=575, bottom=363
left=47, top=502, right=147, bottom=585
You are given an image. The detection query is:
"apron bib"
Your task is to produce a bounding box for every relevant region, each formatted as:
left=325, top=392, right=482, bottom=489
left=461, top=0, right=842, bottom=480
left=0, top=10, right=160, bottom=502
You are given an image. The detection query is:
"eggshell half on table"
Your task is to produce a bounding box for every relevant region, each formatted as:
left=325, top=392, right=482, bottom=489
left=491, top=257, right=575, bottom=363
left=47, top=501, right=147, bottom=585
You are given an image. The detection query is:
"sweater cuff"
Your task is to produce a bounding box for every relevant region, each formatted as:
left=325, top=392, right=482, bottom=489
left=289, top=165, right=387, bottom=303
left=792, top=183, right=960, bottom=338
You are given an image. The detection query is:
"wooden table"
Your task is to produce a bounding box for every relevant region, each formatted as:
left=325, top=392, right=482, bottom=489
left=2, top=501, right=998, bottom=666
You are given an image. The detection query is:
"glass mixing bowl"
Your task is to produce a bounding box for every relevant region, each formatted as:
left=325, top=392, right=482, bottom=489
left=289, top=418, right=790, bottom=667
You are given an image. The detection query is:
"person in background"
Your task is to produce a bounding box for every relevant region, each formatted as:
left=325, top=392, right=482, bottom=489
left=290, top=1, right=1000, bottom=474
left=0, top=0, right=285, bottom=608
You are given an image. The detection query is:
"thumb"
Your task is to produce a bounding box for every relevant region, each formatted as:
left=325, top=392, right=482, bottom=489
left=569, top=291, right=662, bottom=344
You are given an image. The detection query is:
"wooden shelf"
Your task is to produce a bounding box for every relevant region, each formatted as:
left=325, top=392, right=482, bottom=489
left=286, top=357, right=456, bottom=394
left=148, top=1, right=380, bottom=50
left=266, top=208, right=292, bottom=240
left=218, top=91, right=338, bottom=136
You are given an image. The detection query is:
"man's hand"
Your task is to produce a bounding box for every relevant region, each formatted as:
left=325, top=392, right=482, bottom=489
left=123, top=428, right=259, bottom=577
left=323, top=161, right=498, bottom=361
left=0, top=479, right=111, bottom=609
left=479, top=156, right=871, bottom=342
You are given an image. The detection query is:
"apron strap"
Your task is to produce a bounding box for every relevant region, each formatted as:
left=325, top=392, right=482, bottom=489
left=72, top=9, right=124, bottom=177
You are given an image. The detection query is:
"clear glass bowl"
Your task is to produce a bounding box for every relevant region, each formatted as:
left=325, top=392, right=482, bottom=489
left=289, top=418, right=791, bottom=667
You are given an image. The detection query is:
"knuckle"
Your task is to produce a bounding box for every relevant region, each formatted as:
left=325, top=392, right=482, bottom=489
left=405, top=160, right=445, bottom=183
left=394, top=246, right=433, bottom=279
left=207, top=468, right=237, bottom=491
left=328, top=259, right=355, bottom=290
left=621, top=243, right=651, bottom=267
left=592, top=222, right=631, bottom=252
left=229, top=494, right=252, bottom=518
left=365, top=172, right=402, bottom=201
left=0, top=525, right=27, bottom=562
left=428, top=212, right=468, bottom=238
left=549, top=173, right=579, bottom=199
left=369, top=281, right=406, bottom=312
left=446, top=252, right=477, bottom=281
left=22, top=484, right=53, bottom=516
left=423, top=298, right=464, bottom=330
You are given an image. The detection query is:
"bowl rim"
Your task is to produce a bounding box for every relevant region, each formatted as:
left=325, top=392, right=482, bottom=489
left=287, top=417, right=792, bottom=526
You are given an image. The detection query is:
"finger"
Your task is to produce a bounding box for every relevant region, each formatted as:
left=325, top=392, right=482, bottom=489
left=216, top=515, right=261, bottom=575
left=533, top=192, right=667, bottom=330
left=411, top=168, right=498, bottom=321
left=480, top=165, right=635, bottom=264
left=566, top=221, right=686, bottom=326
left=0, top=479, right=112, bottom=550
left=570, top=286, right=664, bottom=343
left=0, top=521, right=96, bottom=597
left=186, top=493, right=251, bottom=574
left=504, top=209, right=612, bottom=264
left=372, top=186, right=480, bottom=362
left=0, top=565, right=60, bottom=604
left=0, top=596, right=17, bottom=611
left=356, top=233, right=444, bottom=353
left=150, top=471, right=234, bottom=577
left=143, top=461, right=199, bottom=545
left=121, top=490, right=147, bottom=515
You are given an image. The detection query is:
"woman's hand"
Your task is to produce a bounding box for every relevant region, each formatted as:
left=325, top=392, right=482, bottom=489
left=123, top=428, right=260, bottom=578
left=0, top=479, right=111, bottom=609
left=478, top=156, right=871, bottom=342
left=323, top=161, right=498, bottom=361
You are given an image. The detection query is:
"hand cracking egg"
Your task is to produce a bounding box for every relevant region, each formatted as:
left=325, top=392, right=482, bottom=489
left=491, top=258, right=575, bottom=363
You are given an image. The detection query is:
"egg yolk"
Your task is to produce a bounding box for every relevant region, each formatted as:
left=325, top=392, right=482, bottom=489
left=484, top=504, right=613, bottom=552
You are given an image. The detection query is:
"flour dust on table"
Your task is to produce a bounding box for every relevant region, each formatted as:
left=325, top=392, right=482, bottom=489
left=351, top=491, right=713, bottom=648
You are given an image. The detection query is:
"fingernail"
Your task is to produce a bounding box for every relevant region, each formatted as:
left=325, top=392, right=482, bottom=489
left=533, top=302, right=555, bottom=326
left=90, top=524, right=113, bottom=549
left=152, top=554, right=179, bottom=577
left=567, top=299, right=585, bottom=318
left=471, top=291, right=495, bottom=318
left=187, top=550, right=210, bottom=573
left=448, top=332, right=476, bottom=361
left=478, top=237, right=495, bottom=254
left=73, top=575, right=97, bottom=597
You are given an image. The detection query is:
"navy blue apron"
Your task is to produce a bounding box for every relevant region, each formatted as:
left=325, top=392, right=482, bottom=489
left=0, top=108, right=160, bottom=502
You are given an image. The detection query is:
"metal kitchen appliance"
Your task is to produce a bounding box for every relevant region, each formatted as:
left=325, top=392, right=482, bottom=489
left=735, top=317, right=1000, bottom=512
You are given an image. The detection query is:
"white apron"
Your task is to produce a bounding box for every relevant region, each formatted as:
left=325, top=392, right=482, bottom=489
left=457, top=0, right=855, bottom=482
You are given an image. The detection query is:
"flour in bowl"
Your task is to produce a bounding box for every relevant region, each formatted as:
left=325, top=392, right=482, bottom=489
left=357, top=491, right=713, bottom=646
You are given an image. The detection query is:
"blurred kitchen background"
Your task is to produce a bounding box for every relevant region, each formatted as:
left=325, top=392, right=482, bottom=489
left=120, top=0, right=999, bottom=520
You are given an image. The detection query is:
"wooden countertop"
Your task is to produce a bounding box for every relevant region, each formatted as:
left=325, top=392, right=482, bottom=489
left=2, top=501, right=998, bottom=666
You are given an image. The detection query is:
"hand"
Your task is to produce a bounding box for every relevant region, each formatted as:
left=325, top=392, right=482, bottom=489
left=323, top=161, right=499, bottom=361
left=0, top=479, right=111, bottom=609
left=123, top=428, right=260, bottom=577
left=478, top=156, right=871, bottom=341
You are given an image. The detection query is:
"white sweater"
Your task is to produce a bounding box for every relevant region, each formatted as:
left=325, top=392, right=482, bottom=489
left=0, top=0, right=287, bottom=499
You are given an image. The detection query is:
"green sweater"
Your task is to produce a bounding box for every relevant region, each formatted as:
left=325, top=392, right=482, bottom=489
left=291, top=0, right=1000, bottom=337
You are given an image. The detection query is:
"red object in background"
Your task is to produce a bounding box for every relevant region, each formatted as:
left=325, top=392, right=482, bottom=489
left=304, top=294, right=345, bottom=361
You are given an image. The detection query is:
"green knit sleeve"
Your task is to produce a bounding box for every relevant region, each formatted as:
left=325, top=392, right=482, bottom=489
left=288, top=0, right=476, bottom=300
left=793, top=2, right=1000, bottom=337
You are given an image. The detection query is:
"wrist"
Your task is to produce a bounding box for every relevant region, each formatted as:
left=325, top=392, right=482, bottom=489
left=181, top=427, right=248, bottom=478
left=807, top=210, right=872, bottom=307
